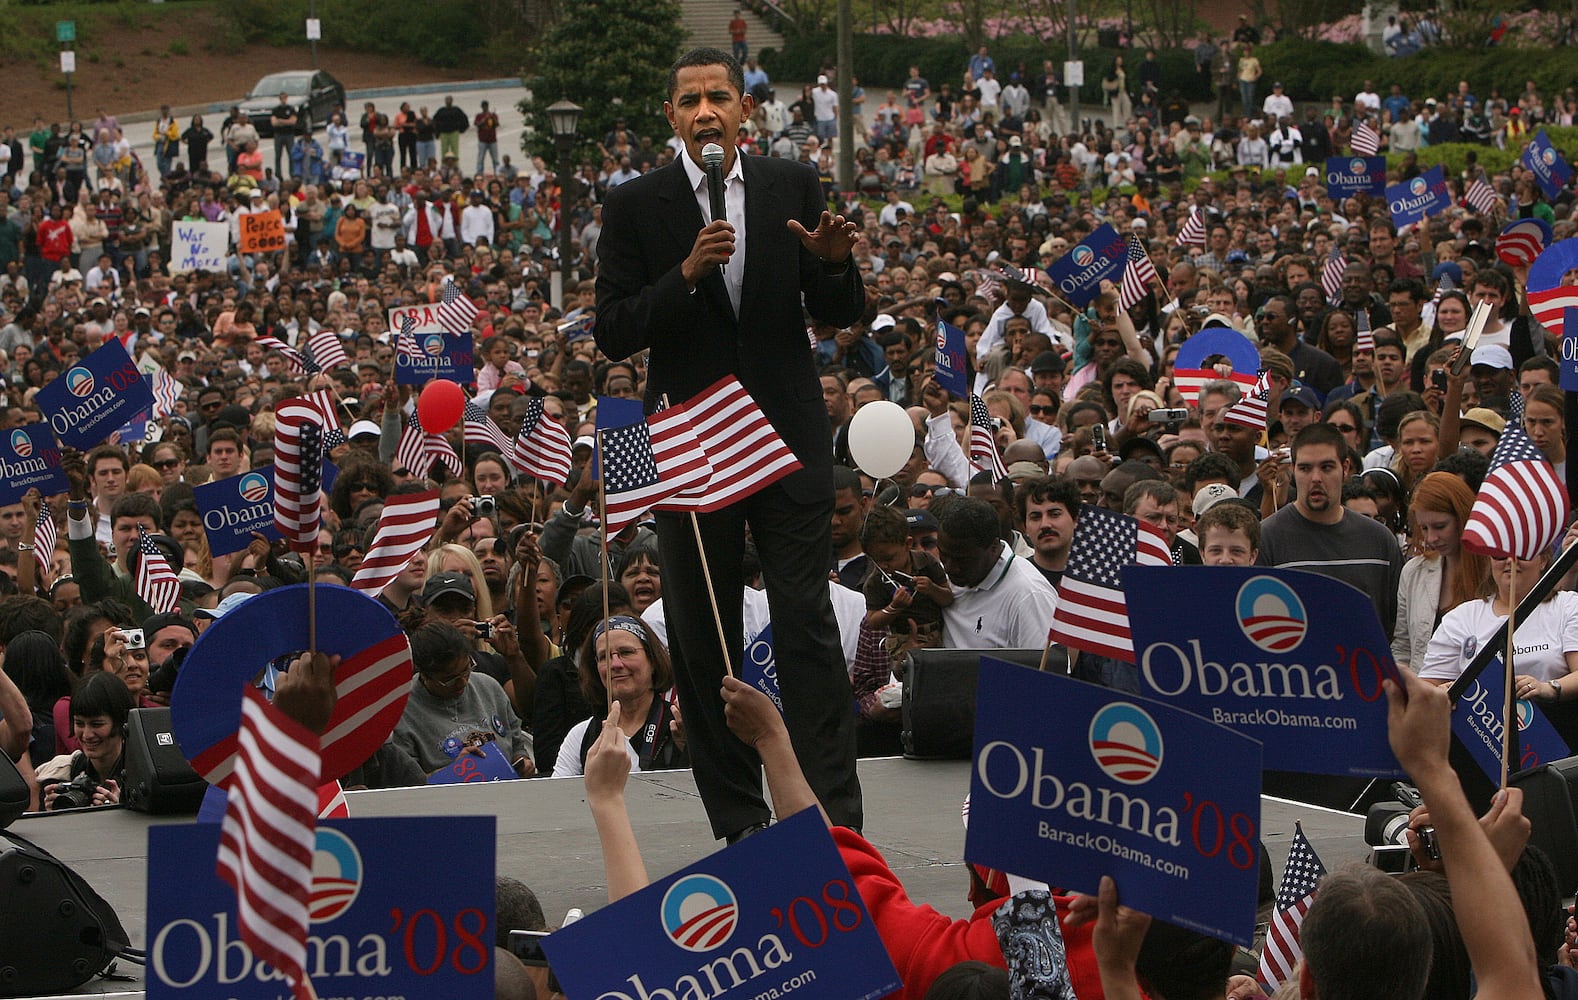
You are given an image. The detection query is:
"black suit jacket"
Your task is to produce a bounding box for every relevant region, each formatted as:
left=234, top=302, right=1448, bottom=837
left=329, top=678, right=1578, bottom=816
left=594, top=155, right=865, bottom=504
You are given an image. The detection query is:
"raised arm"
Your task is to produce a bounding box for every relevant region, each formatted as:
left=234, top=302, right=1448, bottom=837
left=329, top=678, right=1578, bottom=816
left=584, top=704, right=650, bottom=902
left=720, top=675, right=827, bottom=825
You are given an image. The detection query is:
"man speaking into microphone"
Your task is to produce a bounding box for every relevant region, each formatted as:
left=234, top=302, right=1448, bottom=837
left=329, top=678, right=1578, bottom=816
left=595, top=48, right=865, bottom=841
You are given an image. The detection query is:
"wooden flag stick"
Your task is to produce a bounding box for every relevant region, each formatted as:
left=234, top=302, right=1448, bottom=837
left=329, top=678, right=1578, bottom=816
left=1503, top=558, right=1518, bottom=789
left=595, top=430, right=614, bottom=711
left=688, top=512, right=736, bottom=679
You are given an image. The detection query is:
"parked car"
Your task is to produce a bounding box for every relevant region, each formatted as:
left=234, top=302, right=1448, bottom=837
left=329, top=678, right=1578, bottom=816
left=239, top=70, right=345, bottom=138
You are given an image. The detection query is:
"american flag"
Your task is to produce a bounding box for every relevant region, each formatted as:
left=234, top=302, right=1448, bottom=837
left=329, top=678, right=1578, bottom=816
left=1353, top=308, right=1374, bottom=355
left=216, top=687, right=320, bottom=1000
left=1221, top=370, right=1271, bottom=433
left=1258, top=823, right=1327, bottom=992
left=1431, top=270, right=1455, bottom=308
left=975, top=268, right=1003, bottom=304
left=395, top=314, right=425, bottom=362
left=436, top=277, right=479, bottom=334
left=1119, top=236, right=1157, bottom=311
left=1174, top=208, right=1206, bottom=247
left=273, top=400, right=325, bottom=553
left=297, top=388, right=347, bottom=450
left=394, top=418, right=460, bottom=480
left=1461, top=389, right=1569, bottom=560
left=351, top=490, right=440, bottom=598
left=1320, top=248, right=1347, bottom=306
left=32, top=500, right=55, bottom=578
left=300, top=327, right=349, bottom=372
left=1351, top=120, right=1381, bottom=157
left=651, top=376, right=802, bottom=513
left=133, top=526, right=182, bottom=614
left=969, top=394, right=1009, bottom=480
left=510, top=397, right=573, bottom=485
left=1046, top=504, right=1171, bottom=662
left=1465, top=177, right=1499, bottom=216
left=463, top=399, right=512, bottom=455
left=1172, top=369, right=1258, bottom=407
left=602, top=409, right=714, bottom=533
left=255, top=335, right=316, bottom=375
left=150, top=369, right=180, bottom=420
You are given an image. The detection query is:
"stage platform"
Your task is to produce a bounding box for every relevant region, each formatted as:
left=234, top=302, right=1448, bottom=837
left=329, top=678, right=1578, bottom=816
left=8, top=756, right=1368, bottom=998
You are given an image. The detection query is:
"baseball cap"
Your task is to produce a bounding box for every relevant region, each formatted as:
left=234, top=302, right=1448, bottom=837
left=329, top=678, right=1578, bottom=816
left=817, top=75, right=828, bottom=84
left=1119, top=437, right=1164, bottom=464
left=1280, top=386, right=1318, bottom=410
left=348, top=419, right=381, bottom=441
left=1009, top=136, right=1022, bottom=147
left=1432, top=261, right=1463, bottom=286
left=1470, top=344, right=1514, bottom=371
left=1305, top=166, right=1320, bottom=178
left=1005, top=461, right=1045, bottom=482
left=1460, top=407, right=1507, bottom=435
left=141, top=611, right=197, bottom=640
left=572, top=435, right=595, bottom=452
left=133, top=306, right=151, bottom=317
left=1030, top=350, right=1066, bottom=374
left=904, top=509, right=939, bottom=532
left=194, top=592, right=255, bottom=621
left=1192, top=483, right=1238, bottom=517
left=178, top=351, right=197, bottom=362
left=871, top=314, right=897, bottom=332
left=422, top=572, right=475, bottom=603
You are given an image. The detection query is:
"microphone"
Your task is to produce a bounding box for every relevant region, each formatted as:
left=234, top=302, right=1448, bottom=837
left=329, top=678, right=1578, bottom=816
left=701, top=143, right=727, bottom=225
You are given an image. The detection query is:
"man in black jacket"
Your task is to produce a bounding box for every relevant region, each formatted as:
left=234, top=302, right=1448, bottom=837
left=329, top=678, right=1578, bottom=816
left=594, top=48, right=865, bottom=841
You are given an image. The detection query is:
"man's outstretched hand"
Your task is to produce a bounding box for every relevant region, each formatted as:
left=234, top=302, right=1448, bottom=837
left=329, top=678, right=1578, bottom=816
left=788, top=210, right=859, bottom=264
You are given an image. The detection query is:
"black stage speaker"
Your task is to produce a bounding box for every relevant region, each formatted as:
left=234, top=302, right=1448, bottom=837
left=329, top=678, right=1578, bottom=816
left=1511, top=755, right=1578, bottom=896
left=0, top=830, right=129, bottom=995
left=901, top=648, right=1063, bottom=760
left=0, top=752, right=26, bottom=830
left=123, top=707, right=207, bottom=815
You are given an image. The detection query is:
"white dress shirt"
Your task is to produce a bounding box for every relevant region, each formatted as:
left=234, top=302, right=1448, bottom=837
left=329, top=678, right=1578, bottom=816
left=680, top=151, right=746, bottom=316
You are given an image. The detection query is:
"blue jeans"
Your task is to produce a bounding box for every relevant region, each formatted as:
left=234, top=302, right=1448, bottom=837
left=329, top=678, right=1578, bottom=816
left=732, top=40, right=748, bottom=63
left=476, top=142, right=499, bottom=175
left=1239, top=80, right=1256, bottom=115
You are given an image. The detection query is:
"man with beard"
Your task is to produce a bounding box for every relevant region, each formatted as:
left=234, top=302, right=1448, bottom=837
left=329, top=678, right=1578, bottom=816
left=1257, top=423, right=1402, bottom=636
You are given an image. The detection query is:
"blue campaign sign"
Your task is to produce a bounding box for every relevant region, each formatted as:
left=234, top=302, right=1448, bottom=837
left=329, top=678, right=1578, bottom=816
left=1385, top=165, right=1452, bottom=229
left=1172, top=325, right=1262, bottom=376
left=427, top=741, right=518, bottom=784
left=965, top=658, right=1263, bottom=947
left=0, top=423, right=69, bottom=506
left=1563, top=308, right=1578, bottom=392
left=543, top=808, right=900, bottom=1000
left=1126, top=566, right=1406, bottom=778
left=742, top=625, right=783, bottom=714
left=395, top=332, right=475, bottom=387
left=934, top=318, right=969, bottom=397
left=193, top=471, right=282, bottom=556
left=1325, top=156, right=1386, bottom=198
left=146, top=817, right=495, bottom=998
left=1045, top=223, right=1127, bottom=307
left=1524, top=129, right=1573, bottom=201
left=35, top=338, right=156, bottom=449
left=1453, top=655, right=1571, bottom=785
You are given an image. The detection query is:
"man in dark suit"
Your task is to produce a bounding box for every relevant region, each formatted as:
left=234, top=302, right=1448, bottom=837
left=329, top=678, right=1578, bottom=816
left=594, top=48, right=865, bottom=841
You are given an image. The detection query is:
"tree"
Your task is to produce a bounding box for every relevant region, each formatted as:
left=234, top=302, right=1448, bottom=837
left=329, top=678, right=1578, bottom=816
left=517, top=0, right=686, bottom=163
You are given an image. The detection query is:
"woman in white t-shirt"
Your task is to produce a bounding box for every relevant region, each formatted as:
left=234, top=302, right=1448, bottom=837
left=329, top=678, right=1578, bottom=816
left=1420, top=548, right=1578, bottom=708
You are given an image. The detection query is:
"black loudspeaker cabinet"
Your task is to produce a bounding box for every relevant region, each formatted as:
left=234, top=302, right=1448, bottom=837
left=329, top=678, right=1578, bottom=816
left=123, top=707, right=207, bottom=815
left=901, top=647, right=1064, bottom=760
left=0, top=831, right=129, bottom=995
left=0, top=752, right=25, bottom=830
left=1511, top=754, right=1578, bottom=896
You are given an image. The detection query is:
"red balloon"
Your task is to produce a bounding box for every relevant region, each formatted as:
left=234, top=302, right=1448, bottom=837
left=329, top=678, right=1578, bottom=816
left=417, top=380, right=466, bottom=434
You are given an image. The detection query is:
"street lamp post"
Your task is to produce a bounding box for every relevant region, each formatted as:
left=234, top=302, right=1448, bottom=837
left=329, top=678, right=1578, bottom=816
left=547, top=98, right=583, bottom=311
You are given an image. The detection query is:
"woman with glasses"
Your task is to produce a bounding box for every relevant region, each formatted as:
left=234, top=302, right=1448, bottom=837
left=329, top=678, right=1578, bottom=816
left=555, top=615, right=684, bottom=778
left=393, top=620, right=531, bottom=777
left=145, top=442, right=187, bottom=486
left=1321, top=399, right=1368, bottom=476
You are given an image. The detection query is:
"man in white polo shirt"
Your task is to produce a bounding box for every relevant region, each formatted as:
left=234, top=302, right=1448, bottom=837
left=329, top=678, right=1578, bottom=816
left=935, top=497, right=1058, bottom=649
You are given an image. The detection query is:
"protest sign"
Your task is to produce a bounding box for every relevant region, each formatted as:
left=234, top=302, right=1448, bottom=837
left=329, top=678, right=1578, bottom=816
left=742, top=625, right=783, bottom=714
left=1045, top=223, right=1126, bottom=307
left=1324, top=156, right=1386, bottom=198
left=394, top=332, right=474, bottom=386
left=1564, top=308, right=1578, bottom=392
left=543, top=808, right=900, bottom=1000
left=1171, top=326, right=1261, bottom=405
left=237, top=210, right=286, bottom=255
left=146, top=817, right=494, bottom=998
left=36, top=338, right=156, bottom=449
left=170, top=220, right=229, bottom=273
left=0, top=424, right=69, bottom=506
left=427, top=741, right=518, bottom=784
left=1385, top=165, right=1451, bottom=229
left=1524, top=129, right=1573, bottom=201
left=966, top=658, right=1263, bottom=946
left=171, top=584, right=412, bottom=784
left=1452, top=655, right=1571, bottom=785
left=933, top=317, right=969, bottom=397
left=1126, top=566, right=1406, bottom=777
left=193, top=471, right=282, bottom=556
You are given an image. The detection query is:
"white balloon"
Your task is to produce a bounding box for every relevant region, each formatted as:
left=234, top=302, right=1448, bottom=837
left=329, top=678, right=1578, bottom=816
left=846, top=401, right=915, bottom=480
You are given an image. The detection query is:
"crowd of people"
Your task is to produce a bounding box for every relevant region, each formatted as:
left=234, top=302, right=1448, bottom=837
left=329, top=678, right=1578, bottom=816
left=0, top=31, right=1574, bottom=1000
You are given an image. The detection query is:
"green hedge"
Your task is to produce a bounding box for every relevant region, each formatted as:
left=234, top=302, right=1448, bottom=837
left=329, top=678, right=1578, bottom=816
left=218, top=0, right=489, bottom=67
left=766, top=34, right=1215, bottom=103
